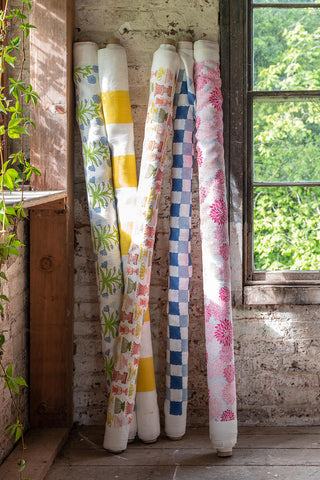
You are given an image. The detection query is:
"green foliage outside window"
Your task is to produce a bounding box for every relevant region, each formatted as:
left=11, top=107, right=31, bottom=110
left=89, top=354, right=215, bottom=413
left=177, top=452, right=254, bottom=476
left=252, top=4, right=320, bottom=271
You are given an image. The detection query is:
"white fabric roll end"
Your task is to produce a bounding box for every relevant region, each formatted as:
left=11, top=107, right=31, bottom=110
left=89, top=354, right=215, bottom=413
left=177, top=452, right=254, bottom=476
left=177, top=41, right=193, bottom=54
left=98, top=45, right=129, bottom=91
left=152, top=44, right=179, bottom=76
left=194, top=39, right=219, bottom=64
left=73, top=41, right=98, bottom=68
left=103, top=423, right=130, bottom=453
left=128, top=410, right=137, bottom=441
left=136, top=391, right=160, bottom=443
left=209, top=419, right=237, bottom=452
left=164, top=399, right=187, bottom=439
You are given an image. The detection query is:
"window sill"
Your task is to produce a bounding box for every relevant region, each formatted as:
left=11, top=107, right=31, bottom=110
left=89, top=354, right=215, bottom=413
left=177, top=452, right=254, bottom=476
left=4, top=190, right=67, bottom=209
left=243, top=285, right=320, bottom=305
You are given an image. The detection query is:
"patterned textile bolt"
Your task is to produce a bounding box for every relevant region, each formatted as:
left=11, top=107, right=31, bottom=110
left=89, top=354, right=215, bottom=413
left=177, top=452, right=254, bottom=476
left=98, top=41, right=160, bottom=444
left=73, top=42, right=123, bottom=393
left=103, top=42, right=179, bottom=453
left=164, top=40, right=195, bottom=440
left=194, top=39, right=237, bottom=454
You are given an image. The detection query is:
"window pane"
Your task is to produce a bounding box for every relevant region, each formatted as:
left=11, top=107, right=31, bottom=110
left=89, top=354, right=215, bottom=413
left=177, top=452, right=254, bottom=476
left=253, top=8, right=320, bottom=90
left=253, top=98, right=320, bottom=182
left=253, top=186, right=320, bottom=270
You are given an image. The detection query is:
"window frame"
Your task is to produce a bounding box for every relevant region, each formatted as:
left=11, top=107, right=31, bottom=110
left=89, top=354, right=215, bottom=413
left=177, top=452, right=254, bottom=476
left=220, top=0, right=320, bottom=305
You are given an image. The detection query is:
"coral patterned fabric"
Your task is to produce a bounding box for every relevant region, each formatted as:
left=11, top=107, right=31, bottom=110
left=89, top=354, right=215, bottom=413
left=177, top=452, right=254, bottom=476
left=98, top=43, right=160, bottom=444
left=73, top=42, right=123, bottom=392
left=103, top=43, right=179, bottom=453
left=194, top=40, right=237, bottom=452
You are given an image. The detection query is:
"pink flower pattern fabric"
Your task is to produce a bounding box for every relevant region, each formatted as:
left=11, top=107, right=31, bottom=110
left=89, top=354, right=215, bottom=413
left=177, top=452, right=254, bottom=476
left=194, top=39, right=237, bottom=453
left=103, top=43, right=179, bottom=453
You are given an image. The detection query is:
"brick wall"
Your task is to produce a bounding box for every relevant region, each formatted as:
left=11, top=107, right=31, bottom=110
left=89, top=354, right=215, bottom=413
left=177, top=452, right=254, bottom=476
left=0, top=219, right=29, bottom=463
left=0, top=0, right=30, bottom=463
left=73, top=0, right=320, bottom=427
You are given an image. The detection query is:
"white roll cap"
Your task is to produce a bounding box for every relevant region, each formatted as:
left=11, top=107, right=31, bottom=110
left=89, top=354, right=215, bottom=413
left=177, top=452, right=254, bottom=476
left=194, top=39, right=219, bottom=64
left=98, top=44, right=130, bottom=92
left=73, top=41, right=98, bottom=68
left=209, top=419, right=238, bottom=452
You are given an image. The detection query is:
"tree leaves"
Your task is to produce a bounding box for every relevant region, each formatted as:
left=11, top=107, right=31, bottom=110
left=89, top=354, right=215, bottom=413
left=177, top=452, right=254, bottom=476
left=252, top=7, right=320, bottom=270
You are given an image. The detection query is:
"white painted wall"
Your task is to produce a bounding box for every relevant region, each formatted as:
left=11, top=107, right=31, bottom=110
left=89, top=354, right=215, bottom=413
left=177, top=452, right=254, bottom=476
left=73, top=0, right=320, bottom=428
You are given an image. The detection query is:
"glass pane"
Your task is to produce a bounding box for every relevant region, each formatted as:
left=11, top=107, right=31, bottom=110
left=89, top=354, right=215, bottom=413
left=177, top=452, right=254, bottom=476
left=253, top=98, right=320, bottom=182
left=253, top=8, right=320, bottom=90
left=253, top=186, right=320, bottom=270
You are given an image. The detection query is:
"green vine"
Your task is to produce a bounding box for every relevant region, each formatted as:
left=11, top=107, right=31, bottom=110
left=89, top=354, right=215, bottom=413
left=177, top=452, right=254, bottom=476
left=0, top=1, right=40, bottom=478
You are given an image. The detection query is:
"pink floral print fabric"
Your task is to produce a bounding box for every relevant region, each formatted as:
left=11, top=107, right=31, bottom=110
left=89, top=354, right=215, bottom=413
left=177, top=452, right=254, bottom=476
left=194, top=40, right=237, bottom=452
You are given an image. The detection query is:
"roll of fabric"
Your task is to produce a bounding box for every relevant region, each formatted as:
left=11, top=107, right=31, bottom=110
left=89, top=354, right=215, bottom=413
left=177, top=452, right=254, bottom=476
left=73, top=41, right=123, bottom=393
left=98, top=42, right=160, bottom=444
left=164, top=40, right=195, bottom=440
left=135, top=308, right=160, bottom=443
left=194, top=39, right=237, bottom=454
left=103, top=42, right=179, bottom=453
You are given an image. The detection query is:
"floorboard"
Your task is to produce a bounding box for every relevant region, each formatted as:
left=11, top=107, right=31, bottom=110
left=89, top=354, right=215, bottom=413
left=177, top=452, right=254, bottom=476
left=45, top=426, right=320, bottom=480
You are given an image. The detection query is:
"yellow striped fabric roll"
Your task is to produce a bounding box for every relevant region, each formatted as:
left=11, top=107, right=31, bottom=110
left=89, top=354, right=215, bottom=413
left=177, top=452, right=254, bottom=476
left=98, top=42, right=160, bottom=446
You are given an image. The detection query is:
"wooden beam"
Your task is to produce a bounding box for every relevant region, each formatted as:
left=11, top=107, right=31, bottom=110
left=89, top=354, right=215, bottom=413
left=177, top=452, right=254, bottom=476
left=30, top=202, right=73, bottom=427
left=29, top=0, right=74, bottom=427
left=30, top=0, right=74, bottom=192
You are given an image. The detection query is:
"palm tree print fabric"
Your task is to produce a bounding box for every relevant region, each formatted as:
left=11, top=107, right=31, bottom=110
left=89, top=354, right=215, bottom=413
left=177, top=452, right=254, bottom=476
left=73, top=41, right=123, bottom=390
left=98, top=43, right=160, bottom=444
left=194, top=40, right=237, bottom=453
left=103, top=43, right=179, bottom=453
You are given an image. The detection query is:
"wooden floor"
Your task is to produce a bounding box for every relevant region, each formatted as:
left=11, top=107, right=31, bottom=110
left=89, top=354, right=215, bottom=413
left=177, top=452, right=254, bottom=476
left=45, top=425, right=320, bottom=480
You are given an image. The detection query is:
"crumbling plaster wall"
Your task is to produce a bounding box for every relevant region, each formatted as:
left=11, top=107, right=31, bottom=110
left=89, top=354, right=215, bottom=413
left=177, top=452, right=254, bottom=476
left=73, top=0, right=320, bottom=427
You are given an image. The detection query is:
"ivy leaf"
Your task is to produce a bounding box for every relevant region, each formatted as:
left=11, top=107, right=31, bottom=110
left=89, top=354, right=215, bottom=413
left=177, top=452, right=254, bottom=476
left=14, top=377, right=28, bottom=387
left=0, top=272, right=8, bottom=281
left=18, top=458, right=25, bottom=471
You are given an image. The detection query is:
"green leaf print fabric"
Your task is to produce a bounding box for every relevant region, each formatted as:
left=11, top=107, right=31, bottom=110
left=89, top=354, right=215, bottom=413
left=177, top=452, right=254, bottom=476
left=73, top=41, right=123, bottom=392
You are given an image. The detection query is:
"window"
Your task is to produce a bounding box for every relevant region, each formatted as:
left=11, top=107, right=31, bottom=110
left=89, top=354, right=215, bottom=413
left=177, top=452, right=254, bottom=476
left=220, top=0, right=320, bottom=305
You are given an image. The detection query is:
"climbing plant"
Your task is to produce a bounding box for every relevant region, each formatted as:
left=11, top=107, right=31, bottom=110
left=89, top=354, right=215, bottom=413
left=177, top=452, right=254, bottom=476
left=0, top=0, right=39, bottom=478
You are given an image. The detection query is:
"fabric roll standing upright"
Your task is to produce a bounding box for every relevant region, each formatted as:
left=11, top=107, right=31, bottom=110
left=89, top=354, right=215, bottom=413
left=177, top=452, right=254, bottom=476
left=98, top=40, right=160, bottom=444
left=103, top=40, right=179, bottom=453
left=194, top=39, right=237, bottom=455
left=73, top=41, right=123, bottom=393
left=165, top=39, right=195, bottom=440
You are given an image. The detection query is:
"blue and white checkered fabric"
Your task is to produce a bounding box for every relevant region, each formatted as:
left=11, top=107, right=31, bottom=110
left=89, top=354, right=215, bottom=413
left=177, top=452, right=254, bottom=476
left=164, top=41, right=195, bottom=439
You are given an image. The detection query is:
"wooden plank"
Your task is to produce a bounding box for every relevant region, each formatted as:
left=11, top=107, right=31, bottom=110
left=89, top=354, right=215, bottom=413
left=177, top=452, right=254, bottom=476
left=30, top=0, right=74, bottom=191
left=46, top=465, right=177, bottom=480
left=240, top=425, right=320, bottom=435
left=220, top=0, right=246, bottom=305
left=28, top=0, right=74, bottom=429
left=45, top=465, right=320, bottom=480
left=65, top=426, right=320, bottom=452
left=0, top=428, right=69, bottom=480
left=176, top=466, right=320, bottom=480
left=56, top=447, right=320, bottom=467
left=30, top=206, right=73, bottom=427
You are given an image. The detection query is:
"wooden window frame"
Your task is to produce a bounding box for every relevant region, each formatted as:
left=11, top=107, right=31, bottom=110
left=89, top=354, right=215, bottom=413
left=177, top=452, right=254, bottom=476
left=220, top=0, right=320, bottom=305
